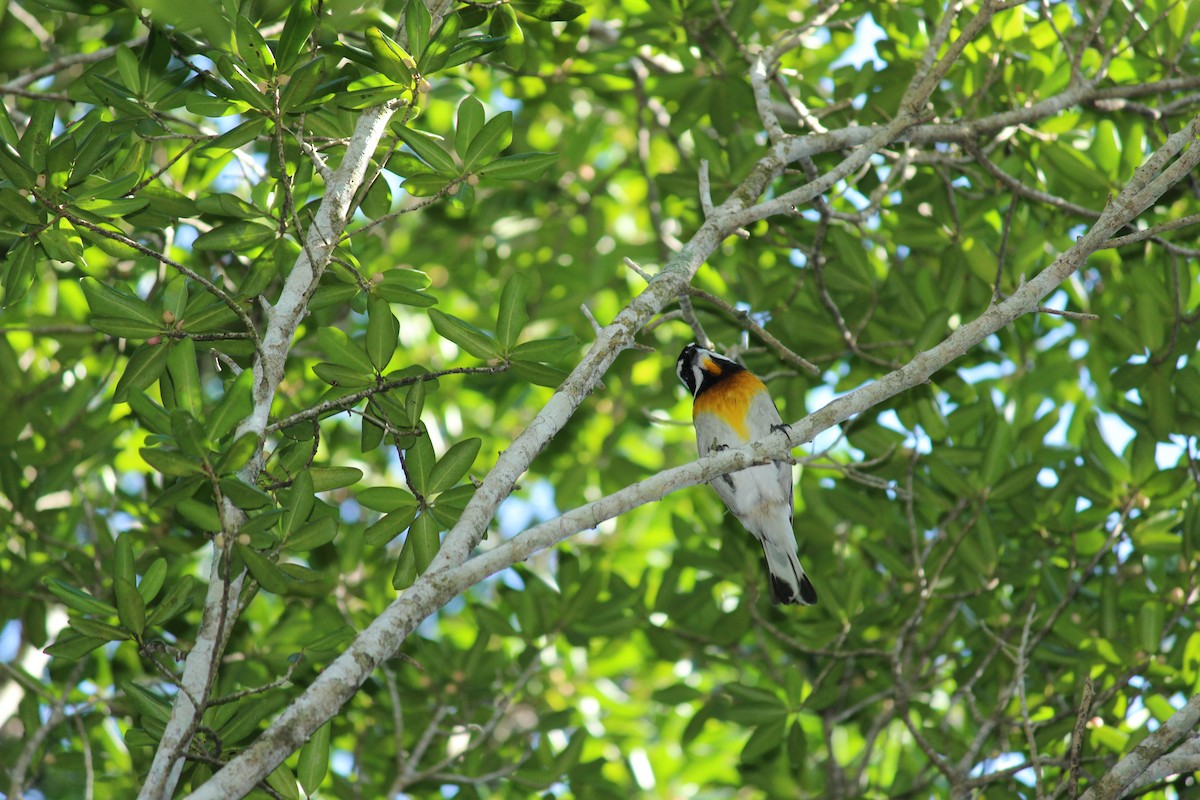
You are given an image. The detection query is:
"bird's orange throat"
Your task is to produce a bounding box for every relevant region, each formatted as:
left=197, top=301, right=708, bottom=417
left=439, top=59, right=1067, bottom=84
left=692, top=370, right=767, bottom=439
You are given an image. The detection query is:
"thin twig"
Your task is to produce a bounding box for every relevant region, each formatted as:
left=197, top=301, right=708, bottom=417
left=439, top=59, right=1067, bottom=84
left=1069, top=675, right=1095, bottom=799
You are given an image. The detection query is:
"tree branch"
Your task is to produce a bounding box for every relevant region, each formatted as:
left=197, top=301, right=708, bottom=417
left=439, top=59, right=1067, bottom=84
left=182, top=33, right=1200, bottom=800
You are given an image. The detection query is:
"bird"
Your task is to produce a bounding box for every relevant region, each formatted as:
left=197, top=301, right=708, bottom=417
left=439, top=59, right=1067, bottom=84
left=676, top=343, right=817, bottom=605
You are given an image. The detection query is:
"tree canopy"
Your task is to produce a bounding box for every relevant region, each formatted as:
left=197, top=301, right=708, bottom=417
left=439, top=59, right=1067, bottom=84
left=2, top=0, right=1199, bottom=798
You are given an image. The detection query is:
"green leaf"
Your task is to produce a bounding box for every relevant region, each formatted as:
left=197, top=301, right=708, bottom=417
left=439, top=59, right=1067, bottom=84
left=312, top=362, right=374, bottom=387
left=115, top=536, right=134, bottom=585
left=462, top=111, right=512, bottom=172
left=741, top=719, right=787, bottom=763
left=443, top=36, right=509, bottom=69
left=418, top=9, right=464, bottom=73
left=266, top=763, right=300, bottom=800
left=0, top=141, right=37, bottom=188
left=395, top=126, right=459, bottom=175
left=285, top=517, right=338, bottom=552
left=495, top=273, right=530, bottom=352
left=194, top=192, right=264, bottom=219
left=90, top=316, right=165, bottom=339
left=44, top=579, right=118, bottom=617
left=44, top=634, right=107, bottom=661
left=192, top=221, right=276, bottom=251
left=399, top=173, right=452, bottom=197
left=238, top=544, right=290, bottom=594
left=208, top=369, right=254, bottom=441
left=145, top=574, right=195, bottom=628
left=235, top=15, right=275, bottom=77
left=374, top=283, right=438, bottom=306
left=2, top=239, right=38, bottom=308
left=510, top=359, right=566, bottom=388
left=214, top=431, right=259, bottom=475
left=297, top=720, right=332, bottom=795
left=0, top=187, right=42, bottom=225
left=219, top=476, right=273, bottom=509
left=366, top=296, right=400, bottom=370
left=426, top=437, right=481, bottom=495
left=281, top=470, right=315, bottom=535
left=114, top=576, right=146, bottom=636
left=365, top=26, right=416, bottom=85
left=405, top=433, right=436, bottom=495
left=476, top=151, right=559, bottom=180
left=509, top=335, right=578, bottom=362
left=140, top=446, right=204, bottom=477
left=81, top=277, right=160, bottom=326
left=408, top=511, right=440, bottom=573
left=276, top=0, right=317, bottom=70
left=280, top=56, right=326, bottom=113
left=318, top=326, right=376, bottom=374
left=218, top=694, right=282, bottom=745
left=358, top=486, right=419, bottom=513
left=309, top=466, right=363, bottom=491
left=167, top=338, right=202, bottom=416
left=405, top=0, right=433, bottom=60
left=428, top=309, right=499, bottom=359
left=68, top=616, right=132, bottom=642
left=177, top=498, right=222, bottom=532
left=137, top=558, right=168, bottom=604
left=115, top=43, right=143, bottom=93
left=171, top=409, right=209, bottom=458
left=127, top=392, right=169, bottom=436
left=365, top=504, right=420, bottom=546
left=491, top=3, right=525, bottom=70
left=454, top=96, right=486, bottom=159
left=361, top=174, right=392, bottom=219
left=73, top=196, right=150, bottom=217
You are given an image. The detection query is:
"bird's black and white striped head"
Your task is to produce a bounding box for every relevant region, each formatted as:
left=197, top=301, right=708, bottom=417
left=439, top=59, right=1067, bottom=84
left=676, top=343, right=742, bottom=397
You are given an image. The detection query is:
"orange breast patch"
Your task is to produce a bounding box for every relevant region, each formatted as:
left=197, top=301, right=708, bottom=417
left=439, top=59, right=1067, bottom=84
left=692, top=370, right=767, bottom=439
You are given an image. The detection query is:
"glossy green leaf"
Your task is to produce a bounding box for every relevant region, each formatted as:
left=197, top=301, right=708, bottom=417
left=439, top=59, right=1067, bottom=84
left=43, top=634, right=107, bottom=661
left=281, top=470, right=315, bottom=534
left=276, top=0, right=317, bottom=70
left=137, top=558, right=168, bottom=604
left=365, top=504, right=420, bottom=546
left=309, top=466, right=363, bottom=491
left=192, top=220, right=276, bottom=251
left=365, top=26, right=416, bottom=85
left=208, top=369, right=255, bottom=441
left=297, top=719, right=332, bottom=794
left=68, top=616, right=132, bottom=642
left=509, top=336, right=578, bottom=363
left=462, top=111, right=512, bottom=172
left=395, top=126, right=458, bottom=175
left=140, top=446, right=203, bottom=477
left=404, top=432, right=436, bottom=496
left=44, top=579, right=118, bottom=617
left=454, top=96, right=486, bottom=159
left=238, top=543, right=290, bottom=594
left=426, top=437, right=481, bottom=495
left=81, top=278, right=159, bottom=326
left=114, top=576, right=145, bottom=636
left=366, top=296, right=400, bottom=370
left=495, top=272, right=530, bottom=352
left=145, top=574, right=195, bottom=628
left=167, top=337, right=202, bottom=416
left=358, top=486, right=419, bottom=513
left=510, top=359, right=566, bottom=388
left=318, top=326, right=376, bottom=374
left=284, top=517, right=338, bottom=552
left=428, top=309, right=499, bottom=359
left=405, top=0, right=433, bottom=60
left=475, top=151, right=559, bottom=180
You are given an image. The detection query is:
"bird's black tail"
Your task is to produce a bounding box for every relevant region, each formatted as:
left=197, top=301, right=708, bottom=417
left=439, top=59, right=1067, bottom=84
left=762, top=539, right=818, bottom=606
